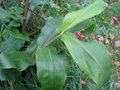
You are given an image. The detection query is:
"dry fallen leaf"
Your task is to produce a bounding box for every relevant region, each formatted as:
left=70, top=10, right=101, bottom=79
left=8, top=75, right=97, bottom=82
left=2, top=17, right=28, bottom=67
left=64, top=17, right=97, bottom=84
left=114, top=61, right=120, bottom=65
left=110, top=34, right=115, bottom=40
left=80, top=80, right=86, bottom=85
left=114, top=41, right=120, bottom=47
left=98, top=35, right=104, bottom=42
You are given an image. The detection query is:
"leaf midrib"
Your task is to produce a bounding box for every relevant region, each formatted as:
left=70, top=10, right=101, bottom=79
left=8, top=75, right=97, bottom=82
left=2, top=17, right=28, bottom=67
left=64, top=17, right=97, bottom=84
left=73, top=38, right=107, bottom=80
left=63, top=35, right=107, bottom=85
left=48, top=48, right=54, bottom=88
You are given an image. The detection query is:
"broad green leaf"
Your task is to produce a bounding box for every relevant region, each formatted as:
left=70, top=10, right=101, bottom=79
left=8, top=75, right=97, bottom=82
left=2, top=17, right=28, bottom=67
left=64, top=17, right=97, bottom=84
left=62, top=0, right=108, bottom=32
left=0, top=51, right=35, bottom=71
left=68, top=20, right=92, bottom=33
left=37, top=17, right=63, bottom=46
left=0, top=37, right=25, bottom=53
left=10, top=30, right=30, bottom=41
left=61, top=32, right=112, bottom=87
left=0, top=7, right=10, bottom=19
left=36, top=46, right=66, bottom=90
left=0, top=69, right=19, bottom=81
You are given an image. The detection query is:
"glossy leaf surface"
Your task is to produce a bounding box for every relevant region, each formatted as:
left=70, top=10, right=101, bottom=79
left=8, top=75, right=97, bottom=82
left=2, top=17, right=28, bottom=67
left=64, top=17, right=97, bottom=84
left=62, top=0, right=108, bottom=31
left=36, top=46, right=66, bottom=90
left=37, top=17, right=63, bottom=46
left=0, top=51, right=35, bottom=71
left=61, top=32, right=112, bottom=87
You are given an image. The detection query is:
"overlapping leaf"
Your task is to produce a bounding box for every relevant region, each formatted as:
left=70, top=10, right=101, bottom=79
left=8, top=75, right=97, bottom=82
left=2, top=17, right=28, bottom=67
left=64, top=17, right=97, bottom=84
left=0, top=51, right=35, bottom=71
left=37, top=17, right=63, bottom=46
left=62, top=0, right=108, bottom=32
left=26, top=39, right=37, bottom=53
left=68, top=20, right=92, bottom=33
left=0, top=7, right=10, bottom=19
left=0, top=37, right=25, bottom=53
left=10, top=30, right=30, bottom=41
left=36, top=46, right=66, bottom=90
left=61, top=32, right=112, bottom=87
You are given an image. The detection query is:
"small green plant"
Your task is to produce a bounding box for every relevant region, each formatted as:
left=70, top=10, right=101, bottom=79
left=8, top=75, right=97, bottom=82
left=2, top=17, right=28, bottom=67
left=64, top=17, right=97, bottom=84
left=0, top=0, right=113, bottom=90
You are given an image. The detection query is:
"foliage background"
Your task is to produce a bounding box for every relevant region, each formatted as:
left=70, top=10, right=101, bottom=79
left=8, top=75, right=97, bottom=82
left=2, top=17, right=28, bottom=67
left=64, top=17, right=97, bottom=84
left=0, top=0, right=120, bottom=90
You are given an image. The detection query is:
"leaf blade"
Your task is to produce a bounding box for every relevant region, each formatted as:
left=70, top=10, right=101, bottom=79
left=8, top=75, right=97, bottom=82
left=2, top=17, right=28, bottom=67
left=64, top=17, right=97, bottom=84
left=10, top=30, right=30, bottom=41
left=0, top=37, right=25, bottom=53
left=61, top=32, right=112, bottom=87
left=62, top=0, right=108, bottom=32
left=0, top=51, right=35, bottom=71
left=37, top=17, right=63, bottom=46
left=0, top=7, right=10, bottom=19
left=36, top=46, right=66, bottom=90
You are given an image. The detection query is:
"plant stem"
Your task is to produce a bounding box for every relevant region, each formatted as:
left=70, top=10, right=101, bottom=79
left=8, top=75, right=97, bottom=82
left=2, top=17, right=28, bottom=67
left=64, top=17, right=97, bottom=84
left=22, top=0, right=29, bottom=32
left=45, top=32, right=64, bottom=47
left=8, top=80, right=14, bottom=90
left=17, top=1, right=46, bottom=22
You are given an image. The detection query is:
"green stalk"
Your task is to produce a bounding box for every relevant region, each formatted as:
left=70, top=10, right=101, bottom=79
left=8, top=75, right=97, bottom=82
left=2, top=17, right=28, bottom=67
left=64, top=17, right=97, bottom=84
left=8, top=80, right=14, bottom=90
left=22, top=0, right=29, bottom=32
left=45, top=31, right=64, bottom=47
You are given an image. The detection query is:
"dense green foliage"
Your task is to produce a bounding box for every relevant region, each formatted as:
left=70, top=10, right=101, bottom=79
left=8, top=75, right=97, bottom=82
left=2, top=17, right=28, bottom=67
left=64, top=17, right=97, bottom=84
left=0, top=0, right=120, bottom=90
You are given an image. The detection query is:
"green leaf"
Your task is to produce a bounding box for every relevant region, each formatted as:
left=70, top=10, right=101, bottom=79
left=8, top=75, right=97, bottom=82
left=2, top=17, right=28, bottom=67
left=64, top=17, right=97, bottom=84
left=10, top=30, right=30, bottom=41
left=61, top=32, right=112, bottom=88
left=9, top=6, right=24, bottom=14
left=0, top=7, right=10, bottom=19
left=8, top=14, right=24, bottom=23
left=36, top=46, right=66, bottom=90
left=9, top=14, right=19, bottom=21
left=62, top=0, right=108, bottom=32
left=68, top=20, right=92, bottom=33
left=0, top=69, right=19, bottom=81
left=0, top=37, right=25, bottom=53
left=26, top=39, right=37, bottom=53
left=8, top=20, right=21, bottom=27
left=0, top=51, right=35, bottom=71
left=37, top=17, right=63, bottom=46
